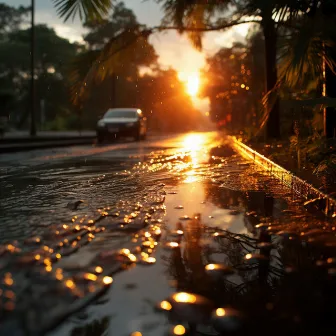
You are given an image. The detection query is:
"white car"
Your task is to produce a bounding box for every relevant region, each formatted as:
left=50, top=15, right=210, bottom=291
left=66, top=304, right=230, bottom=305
left=96, top=108, right=147, bottom=143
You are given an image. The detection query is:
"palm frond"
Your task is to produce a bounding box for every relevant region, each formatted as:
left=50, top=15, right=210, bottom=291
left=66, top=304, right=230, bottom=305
left=184, top=5, right=206, bottom=50
left=52, top=0, right=112, bottom=22
left=68, top=49, right=101, bottom=105
left=278, top=9, right=336, bottom=88
left=157, top=0, right=231, bottom=48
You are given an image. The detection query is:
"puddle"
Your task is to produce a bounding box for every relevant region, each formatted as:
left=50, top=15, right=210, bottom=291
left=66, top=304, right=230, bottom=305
left=0, top=133, right=335, bottom=335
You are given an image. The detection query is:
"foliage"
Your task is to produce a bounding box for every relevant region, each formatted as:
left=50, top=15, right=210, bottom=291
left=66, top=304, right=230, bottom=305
left=201, top=28, right=265, bottom=137
left=69, top=2, right=203, bottom=131
left=0, top=3, right=30, bottom=38
left=69, top=2, right=157, bottom=105
left=52, top=0, right=112, bottom=22
left=137, top=68, right=205, bottom=132
left=0, top=12, right=78, bottom=128
left=314, top=154, right=336, bottom=182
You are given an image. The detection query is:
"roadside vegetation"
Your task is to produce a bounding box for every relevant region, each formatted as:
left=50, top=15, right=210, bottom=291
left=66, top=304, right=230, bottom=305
left=0, top=2, right=206, bottom=133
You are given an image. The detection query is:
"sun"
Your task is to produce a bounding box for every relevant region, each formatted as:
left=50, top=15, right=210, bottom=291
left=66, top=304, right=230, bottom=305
left=186, top=73, right=200, bottom=97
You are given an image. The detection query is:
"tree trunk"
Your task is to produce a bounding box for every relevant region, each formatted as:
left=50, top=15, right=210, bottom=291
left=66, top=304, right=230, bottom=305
left=262, top=18, right=280, bottom=139
left=324, top=50, right=336, bottom=138
left=322, top=1, right=336, bottom=138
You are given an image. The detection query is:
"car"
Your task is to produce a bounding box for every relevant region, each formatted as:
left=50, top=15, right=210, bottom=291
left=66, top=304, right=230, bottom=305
left=96, top=108, right=147, bottom=143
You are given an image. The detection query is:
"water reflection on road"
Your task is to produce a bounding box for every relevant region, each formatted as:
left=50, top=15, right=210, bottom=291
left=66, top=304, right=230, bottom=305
left=0, top=132, right=335, bottom=336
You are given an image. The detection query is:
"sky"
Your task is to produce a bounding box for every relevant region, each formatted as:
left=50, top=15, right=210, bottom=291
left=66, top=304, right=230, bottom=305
left=5, top=0, right=250, bottom=112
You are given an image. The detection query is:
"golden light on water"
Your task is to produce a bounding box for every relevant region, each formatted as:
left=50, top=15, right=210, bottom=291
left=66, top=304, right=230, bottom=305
left=167, top=242, right=179, bottom=248
left=95, top=266, right=103, bottom=273
left=205, top=264, right=216, bottom=271
left=216, top=308, right=226, bottom=316
left=65, top=279, right=75, bottom=289
left=120, top=248, right=130, bottom=255
left=183, top=133, right=204, bottom=152
left=172, top=292, right=197, bottom=303
left=186, top=73, right=200, bottom=97
left=130, top=332, right=142, bottom=336
left=160, top=300, right=172, bottom=311
left=181, top=133, right=206, bottom=183
left=84, top=273, right=98, bottom=281
left=173, top=325, right=186, bottom=335
left=103, top=276, right=113, bottom=285
left=245, top=253, right=252, bottom=260
left=143, top=256, right=156, bottom=264
left=128, top=254, right=137, bottom=262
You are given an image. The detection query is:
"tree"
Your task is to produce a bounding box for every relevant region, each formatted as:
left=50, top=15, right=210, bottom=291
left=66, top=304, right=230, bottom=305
left=201, top=41, right=260, bottom=135
left=156, top=0, right=316, bottom=139
left=137, top=68, right=206, bottom=132
left=0, top=23, right=78, bottom=128
left=69, top=2, right=157, bottom=127
left=0, top=3, right=30, bottom=38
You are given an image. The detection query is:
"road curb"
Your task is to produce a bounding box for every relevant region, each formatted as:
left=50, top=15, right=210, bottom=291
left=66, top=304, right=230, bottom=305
left=229, top=136, right=336, bottom=217
left=0, top=137, right=95, bottom=153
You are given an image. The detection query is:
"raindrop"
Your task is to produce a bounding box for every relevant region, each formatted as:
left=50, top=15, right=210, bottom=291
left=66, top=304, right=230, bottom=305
left=245, top=253, right=269, bottom=263
left=172, top=325, right=186, bottom=335
left=257, top=242, right=274, bottom=250
left=169, top=230, right=184, bottom=238
left=166, top=292, right=214, bottom=323
left=141, top=256, right=156, bottom=265
left=327, top=257, right=336, bottom=266
left=213, top=232, right=226, bottom=237
left=301, top=229, right=324, bottom=238
left=179, top=215, right=191, bottom=221
left=277, top=230, right=299, bottom=239
left=165, top=242, right=180, bottom=249
left=205, top=264, right=235, bottom=277
left=158, top=300, right=172, bottom=311
left=255, top=223, right=269, bottom=229
left=212, top=307, right=243, bottom=332
left=175, top=205, right=184, bottom=210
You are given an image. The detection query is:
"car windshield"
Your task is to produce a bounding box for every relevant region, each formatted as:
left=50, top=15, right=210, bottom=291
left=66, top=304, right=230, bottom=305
left=104, top=110, right=138, bottom=119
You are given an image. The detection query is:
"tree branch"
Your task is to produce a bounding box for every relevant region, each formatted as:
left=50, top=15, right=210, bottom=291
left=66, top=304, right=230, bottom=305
left=151, top=19, right=261, bottom=33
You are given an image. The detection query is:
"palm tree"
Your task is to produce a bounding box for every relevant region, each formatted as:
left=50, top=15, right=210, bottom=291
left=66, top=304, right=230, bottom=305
left=48, top=0, right=336, bottom=140
left=155, top=0, right=318, bottom=139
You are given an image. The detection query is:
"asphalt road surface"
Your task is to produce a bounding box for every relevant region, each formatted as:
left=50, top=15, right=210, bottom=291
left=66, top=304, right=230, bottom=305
left=0, top=132, right=335, bottom=336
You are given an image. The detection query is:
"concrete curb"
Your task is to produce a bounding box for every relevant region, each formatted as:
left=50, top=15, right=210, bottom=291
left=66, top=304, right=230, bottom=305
left=0, top=137, right=95, bottom=153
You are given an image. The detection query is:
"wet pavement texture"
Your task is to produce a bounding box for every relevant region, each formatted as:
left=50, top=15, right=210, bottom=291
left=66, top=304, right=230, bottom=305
left=0, top=132, right=336, bottom=336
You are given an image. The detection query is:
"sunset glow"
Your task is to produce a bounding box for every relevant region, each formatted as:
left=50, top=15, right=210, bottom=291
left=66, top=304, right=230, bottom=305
left=186, top=74, right=200, bottom=97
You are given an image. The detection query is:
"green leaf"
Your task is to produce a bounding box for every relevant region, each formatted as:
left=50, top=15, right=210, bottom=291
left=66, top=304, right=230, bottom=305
left=52, top=0, right=112, bottom=22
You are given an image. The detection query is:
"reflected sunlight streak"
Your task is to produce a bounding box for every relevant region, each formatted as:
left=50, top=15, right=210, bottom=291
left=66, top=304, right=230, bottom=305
left=182, top=134, right=205, bottom=183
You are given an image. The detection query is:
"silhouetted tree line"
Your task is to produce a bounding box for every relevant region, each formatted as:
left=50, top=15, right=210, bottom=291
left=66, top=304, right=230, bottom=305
left=0, top=2, right=206, bottom=132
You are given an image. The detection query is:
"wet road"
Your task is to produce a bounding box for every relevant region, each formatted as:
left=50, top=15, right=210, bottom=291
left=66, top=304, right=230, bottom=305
left=1, top=132, right=336, bottom=336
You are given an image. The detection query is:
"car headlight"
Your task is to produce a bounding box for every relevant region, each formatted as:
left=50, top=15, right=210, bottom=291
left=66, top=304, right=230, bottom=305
left=126, top=122, right=135, bottom=127
left=97, top=120, right=105, bottom=127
